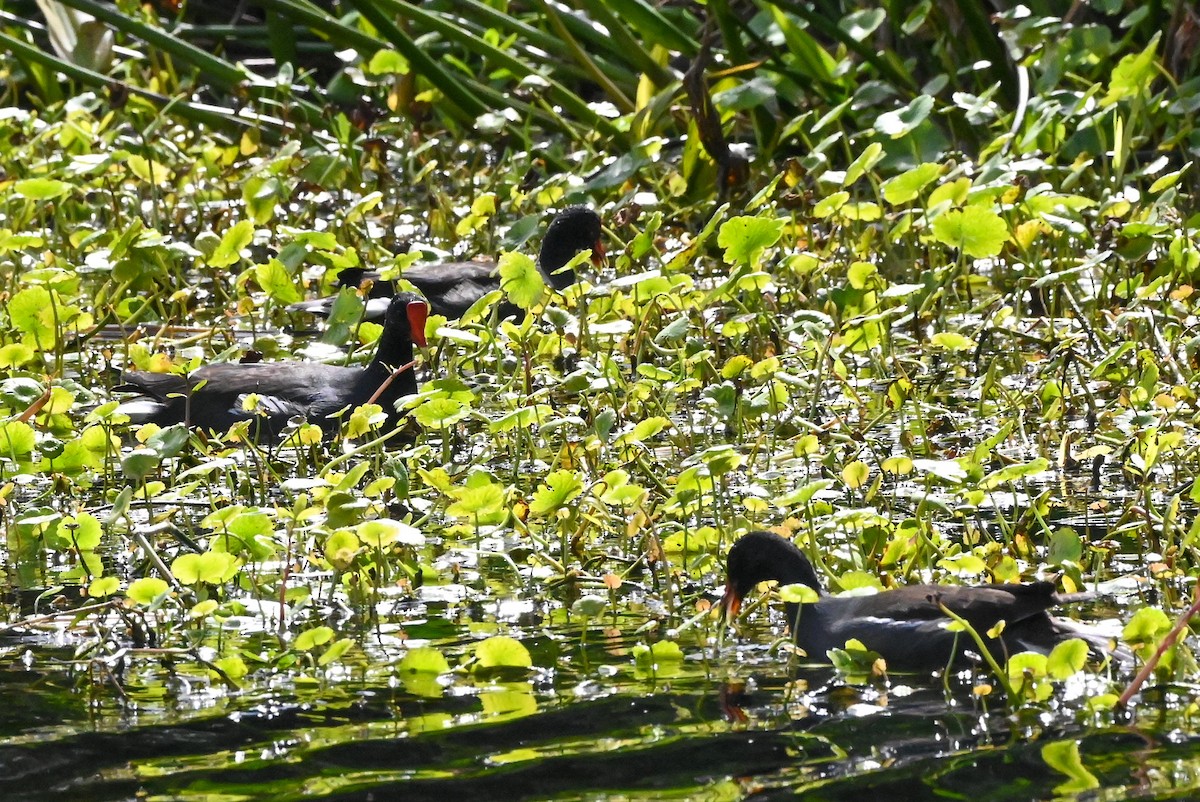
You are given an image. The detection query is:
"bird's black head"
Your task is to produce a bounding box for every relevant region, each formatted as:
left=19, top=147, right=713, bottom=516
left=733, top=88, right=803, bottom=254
left=336, top=267, right=370, bottom=289
left=539, top=206, right=604, bottom=287
left=720, top=530, right=823, bottom=618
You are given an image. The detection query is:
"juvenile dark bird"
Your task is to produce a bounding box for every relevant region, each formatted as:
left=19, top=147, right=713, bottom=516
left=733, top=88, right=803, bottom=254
left=720, top=530, right=1124, bottom=670
left=117, top=293, right=428, bottom=441
left=289, top=205, right=604, bottom=321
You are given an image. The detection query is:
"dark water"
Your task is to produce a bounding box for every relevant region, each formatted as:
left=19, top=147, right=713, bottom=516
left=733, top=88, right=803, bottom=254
left=2, top=629, right=1195, bottom=801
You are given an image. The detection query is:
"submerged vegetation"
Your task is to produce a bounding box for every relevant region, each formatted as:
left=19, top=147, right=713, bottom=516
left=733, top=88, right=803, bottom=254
left=3, top=0, right=1200, bottom=797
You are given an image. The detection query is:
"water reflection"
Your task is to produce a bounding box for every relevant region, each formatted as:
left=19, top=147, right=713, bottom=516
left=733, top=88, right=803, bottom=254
left=2, top=634, right=1198, bottom=800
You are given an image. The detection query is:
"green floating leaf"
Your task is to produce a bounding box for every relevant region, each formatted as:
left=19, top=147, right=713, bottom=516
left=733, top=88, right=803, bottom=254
left=617, top=416, right=671, bottom=446
left=717, top=215, right=785, bottom=267
left=0, top=419, right=36, bottom=457
left=0, top=343, right=35, bottom=368
left=399, top=646, right=451, bottom=674
left=1122, top=607, right=1171, bottom=644
left=1047, top=638, right=1089, bottom=680
left=447, top=480, right=506, bottom=519
left=414, top=397, right=470, bottom=429
left=530, top=469, right=584, bottom=516
left=295, top=626, right=336, bottom=652
left=318, top=638, right=355, bottom=666
left=147, top=423, right=190, bottom=460
left=208, top=220, right=255, bottom=268
left=875, top=94, right=934, bottom=138
left=835, top=571, right=883, bottom=593
left=1047, top=528, right=1083, bottom=566
left=882, top=162, right=942, bottom=205
left=937, top=552, right=986, bottom=575
left=498, top=251, right=543, bottom=309
left=213, top=656, right=248, bottom=682
left=355, top=519, right=424, bottom=548
left=474, top=635, right=532, bottom=670
left=828, top=638, right=882, bottom=675
left=773, top=480, right=833, bottom=508
left=255, top=259, right=302, bottom=305
left=8, top=286, right=57, bottom=346
left=931, top=205, right=1008, bottom=258
left=632, top=640, right=684, bottom=669
left=126, top=577, right=170, bottom=606
left=172, top=551, right=240, bottom=585
left=572, top=595, right=608, bottom=618
left=490, top=404, right=552, bottom=434
left=88, top=576, right=120, bottom=598
left=978, top=457, right=1050, bottom=489
left=778, top=583, right=820, bottom=604
left=13, top=178, right=72, bottom=200
left=930, top=331, right=977, bottom=351
left=911, top=458, right=968, bottom=484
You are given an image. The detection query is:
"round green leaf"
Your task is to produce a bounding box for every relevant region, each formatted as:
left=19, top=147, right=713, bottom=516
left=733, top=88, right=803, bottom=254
left=530, top=469, right=584, bottom=515
left=127, top=577, right=170, bottom=605
left=356, top=519, right=424, bottom=548
left=1047, top=638, right=1089, bottom=680
left=8, top=286, right=57, bottom=345
left=255, top=259, right=302, bottom=305
left=295, top=626, right=335, bottom=651
left=930, top=332, right=977, bottom=351
left=208, top=220, right=255, bottom=268
left=778, top=583, right=820, bottom=604
left=399, top=646, right=451, bottom=674
left=88, top=576, right=120, bottom=598
left=572, top=595, right=608, bottom=618
left=498, top=251, right=543, bottom=309
left=0, top=420, right=37, bottom=457
left=882, top=163, right=942, bottom=205
left=14, top=178, right=72, bottom=199
left=876, top=94, right=934, bottom=138
left=446, top=481, right=505, bottom=518
left=717, top=215, right=785, bottom=267
left=318, top=638, right=355, bottom=666
left=413, top=397, right=469, bottom=429
left=931, top=205, right=1008, bottom=258
left=474, top=635, right=532, bottom=670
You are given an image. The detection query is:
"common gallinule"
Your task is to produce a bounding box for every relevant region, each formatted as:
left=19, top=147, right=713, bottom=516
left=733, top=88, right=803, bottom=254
left=720, top=530, right=1122, bottom=670
left=117, top=292, right=428, bottom=441
left=289, top=205, right=604, bottom=321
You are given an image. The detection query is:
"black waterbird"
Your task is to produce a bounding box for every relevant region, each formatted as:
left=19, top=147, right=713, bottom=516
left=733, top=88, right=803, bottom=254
left=720, top=530, right=1124, bottom=670
left=289, top=206, right=604, bottom=321
left=117, top=293, right=428, bottom=441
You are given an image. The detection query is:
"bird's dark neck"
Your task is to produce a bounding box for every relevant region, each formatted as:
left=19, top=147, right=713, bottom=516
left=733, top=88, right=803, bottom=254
left=537, top=238, right=579, bottom=290
left=778, top=553, right=824, bottom=631
left=366, top=328, right=414, bottom=379
left=775, top=545, right=825, bottom=597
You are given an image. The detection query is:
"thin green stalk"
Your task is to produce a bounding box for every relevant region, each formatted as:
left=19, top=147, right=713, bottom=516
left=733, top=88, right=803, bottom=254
left=936, top=602, right=1015, bottom=697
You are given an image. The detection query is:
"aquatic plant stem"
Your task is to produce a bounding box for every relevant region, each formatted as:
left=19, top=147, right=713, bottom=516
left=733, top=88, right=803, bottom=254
left=1117, top=582, right=1200, bottom=709
left=0, top=601, right=115, bottom=634
left=318, top=423, right=409, bottom=478
left=936, top=601, right=1015, bottom=698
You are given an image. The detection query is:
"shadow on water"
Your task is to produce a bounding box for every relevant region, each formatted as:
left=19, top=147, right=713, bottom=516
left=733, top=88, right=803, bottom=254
left=2, top=639, right=1198, bottom=802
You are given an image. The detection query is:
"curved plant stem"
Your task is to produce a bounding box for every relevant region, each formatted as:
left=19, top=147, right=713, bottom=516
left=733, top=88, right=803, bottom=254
left=936, top=601, right=1015, bottom=698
